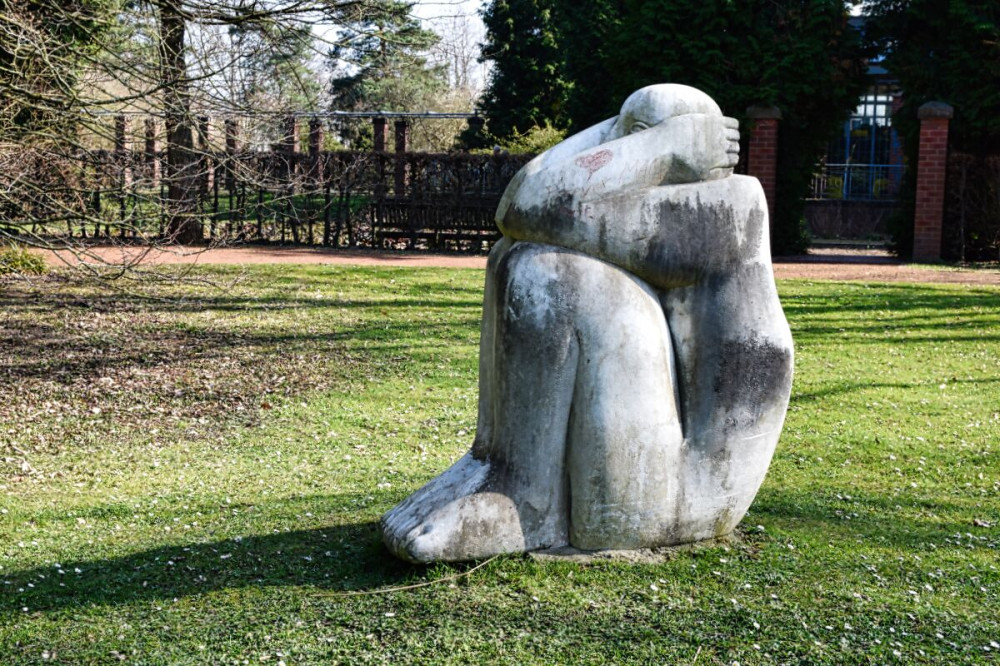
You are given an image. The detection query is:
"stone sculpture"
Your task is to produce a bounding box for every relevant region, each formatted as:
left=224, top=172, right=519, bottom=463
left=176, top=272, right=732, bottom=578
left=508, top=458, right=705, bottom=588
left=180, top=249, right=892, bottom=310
left=382, top=84, right=794, bottom=562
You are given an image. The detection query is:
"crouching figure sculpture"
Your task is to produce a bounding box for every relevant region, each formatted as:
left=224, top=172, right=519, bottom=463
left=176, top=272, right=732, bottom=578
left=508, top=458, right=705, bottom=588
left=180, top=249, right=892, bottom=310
left=381, top=84, right=794, bottom=562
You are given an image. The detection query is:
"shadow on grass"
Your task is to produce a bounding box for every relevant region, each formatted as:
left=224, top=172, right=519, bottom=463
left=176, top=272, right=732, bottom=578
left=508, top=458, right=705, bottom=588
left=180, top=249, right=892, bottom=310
left=0, top=277, right=482, bottom=393
left=6, top=484, right=998, bottom=619
left=791, top=375, right=1000, bottom=402
left=780, top=282, right=1000, bottom=318
left=753, top=487, right=1000, bottom=551
left=0, top=315, right=476, bottom=381
left=0, top=514, right=431, bottom=616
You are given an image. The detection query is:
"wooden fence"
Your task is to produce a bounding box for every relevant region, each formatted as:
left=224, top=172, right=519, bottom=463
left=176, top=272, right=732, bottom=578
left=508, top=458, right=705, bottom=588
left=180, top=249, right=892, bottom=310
left=944, top=152, right=1000, bottom=262
left=46, top=148, right=530, bottom=250
left=1, top=116, right=531, bottom=251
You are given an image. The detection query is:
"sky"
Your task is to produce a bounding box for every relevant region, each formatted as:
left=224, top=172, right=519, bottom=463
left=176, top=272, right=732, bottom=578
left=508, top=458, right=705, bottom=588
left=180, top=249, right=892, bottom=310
left=411, top=0, right=486, bottom=24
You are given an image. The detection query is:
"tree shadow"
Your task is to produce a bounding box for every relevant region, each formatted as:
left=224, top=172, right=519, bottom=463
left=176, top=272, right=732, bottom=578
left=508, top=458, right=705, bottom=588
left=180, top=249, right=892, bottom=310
left=0, top=509, right=431, bottom=616
left=779, top=281, right=1000, bottom=319
left=753, top=486, right=1000, bottom=552
left=791, top=375, right=1000, bottom=402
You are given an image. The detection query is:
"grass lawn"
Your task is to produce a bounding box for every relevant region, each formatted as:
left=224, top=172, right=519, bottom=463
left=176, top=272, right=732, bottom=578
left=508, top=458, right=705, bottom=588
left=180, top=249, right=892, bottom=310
left=1, top=264, right=998, bottom=664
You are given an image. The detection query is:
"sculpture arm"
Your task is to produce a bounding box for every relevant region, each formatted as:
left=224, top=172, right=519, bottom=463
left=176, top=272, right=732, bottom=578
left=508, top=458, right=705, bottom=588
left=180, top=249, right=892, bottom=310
left=504, top=176, right=766, bottom=291
left=499, top=114, right=738, bottom=234
left=498, top=114, right=741, bottom=288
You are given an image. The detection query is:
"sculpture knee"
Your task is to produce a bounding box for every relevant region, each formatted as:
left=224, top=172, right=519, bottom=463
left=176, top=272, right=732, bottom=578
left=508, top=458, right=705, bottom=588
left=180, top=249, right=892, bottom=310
left=495, top=242, right=578, bottom=336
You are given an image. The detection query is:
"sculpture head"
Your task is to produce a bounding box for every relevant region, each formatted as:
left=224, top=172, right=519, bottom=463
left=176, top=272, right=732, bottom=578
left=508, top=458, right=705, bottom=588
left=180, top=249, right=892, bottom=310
left=610, top=84, right=724, bottom=139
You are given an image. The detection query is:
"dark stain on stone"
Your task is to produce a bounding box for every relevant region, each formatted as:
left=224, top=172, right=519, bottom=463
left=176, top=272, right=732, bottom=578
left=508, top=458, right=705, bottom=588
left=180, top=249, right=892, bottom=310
left=645, top=196, right=765, bottom=286
left=512, top=192, right=576, bottom=239
left=713, top=334, right=794, bottom=421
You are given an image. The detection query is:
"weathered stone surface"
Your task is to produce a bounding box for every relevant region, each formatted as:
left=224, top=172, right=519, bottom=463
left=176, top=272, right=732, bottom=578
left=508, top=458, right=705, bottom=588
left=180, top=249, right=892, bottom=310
left=381, top=84, right=794, bottom=563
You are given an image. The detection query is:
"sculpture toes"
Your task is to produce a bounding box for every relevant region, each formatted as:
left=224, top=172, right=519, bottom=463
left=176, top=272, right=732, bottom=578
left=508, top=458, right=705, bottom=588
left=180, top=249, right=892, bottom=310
left=383, top=492, right=527, bottom=563
left=380, top=452, right=531, bottom=562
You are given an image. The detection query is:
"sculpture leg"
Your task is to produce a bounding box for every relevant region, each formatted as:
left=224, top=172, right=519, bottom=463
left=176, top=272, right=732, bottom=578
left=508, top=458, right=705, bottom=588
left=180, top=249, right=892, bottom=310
left=563, top=258, right=684, bottom=550
left=664, top=264, right=794, bottom=542
left=381, top=240, right=577, bottom=562
left=381, top=241, right=683, bottom=561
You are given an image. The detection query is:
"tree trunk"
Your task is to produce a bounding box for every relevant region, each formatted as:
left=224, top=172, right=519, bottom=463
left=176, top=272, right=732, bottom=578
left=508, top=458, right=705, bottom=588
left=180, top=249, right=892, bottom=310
left=158, top=1, right=202, bottom=244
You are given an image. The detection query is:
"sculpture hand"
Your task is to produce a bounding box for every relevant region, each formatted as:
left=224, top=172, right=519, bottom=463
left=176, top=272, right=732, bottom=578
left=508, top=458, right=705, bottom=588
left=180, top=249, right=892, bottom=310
left=652, top=114, right=740, bottom=184
left=707, top=115, right=741, bottom=180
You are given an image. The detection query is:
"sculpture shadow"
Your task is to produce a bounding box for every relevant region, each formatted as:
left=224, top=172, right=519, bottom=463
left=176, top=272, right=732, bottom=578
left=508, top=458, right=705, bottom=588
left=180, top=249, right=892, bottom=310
left=0, top=512, right=429, bottom=617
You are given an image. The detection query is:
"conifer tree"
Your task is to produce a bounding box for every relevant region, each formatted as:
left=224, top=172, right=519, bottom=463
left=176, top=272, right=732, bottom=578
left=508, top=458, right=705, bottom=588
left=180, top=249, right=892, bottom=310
left=471, top=0, right=569, bottom=145
left=328, top=0, right=446, bottom=148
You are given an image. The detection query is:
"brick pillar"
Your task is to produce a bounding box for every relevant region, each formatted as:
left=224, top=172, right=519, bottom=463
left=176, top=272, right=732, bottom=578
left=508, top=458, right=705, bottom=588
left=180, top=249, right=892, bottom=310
left=281, top=115, right=299, bottom=181
left=372, top=117, right=388, bottom=152
left=467, top=115, right=485, bottom=142
left=114, top=114, right=129, bottom=152
left=281, top=115, right=299, bottom=153
left=144, top=117, right=160, bottom=187
left=746, top=105, right=781, bottom=223
left=913, top=101, right=953, bottom=262
left=394, top=120, right=409, bottom=195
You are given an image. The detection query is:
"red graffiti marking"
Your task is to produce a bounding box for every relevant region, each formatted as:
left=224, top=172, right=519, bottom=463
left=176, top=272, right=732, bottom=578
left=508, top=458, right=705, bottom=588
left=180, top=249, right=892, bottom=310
left=575, top=149, right=613, bottom=177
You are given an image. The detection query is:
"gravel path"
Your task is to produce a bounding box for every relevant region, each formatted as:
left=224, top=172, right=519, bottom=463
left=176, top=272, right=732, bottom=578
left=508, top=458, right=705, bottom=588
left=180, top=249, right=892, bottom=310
left=44, top=245, right=1000, bottom=286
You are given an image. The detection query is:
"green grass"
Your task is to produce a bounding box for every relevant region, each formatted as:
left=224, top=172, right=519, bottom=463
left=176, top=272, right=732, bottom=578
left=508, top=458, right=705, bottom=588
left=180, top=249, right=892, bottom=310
left=1, top=266, right=998, bottom=664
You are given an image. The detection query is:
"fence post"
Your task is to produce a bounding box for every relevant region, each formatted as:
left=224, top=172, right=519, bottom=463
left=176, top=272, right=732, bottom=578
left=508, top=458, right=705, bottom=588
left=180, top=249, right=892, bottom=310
left=114, top=114, right=132, bottom=188
left=114, top=115, right=132, bottom=235
left=746, top=105, right=781, bottom=230
left=308, top=117, right=324, bottom=185
left=197, top=115, right=213, bottom=194
left=144, top=117, right=160, bottom=188
left=373, top=117, right=388, bottom=152
left=394, top=119, right=409, bottom=195
left=281, top=115, right=300, bottom=242
left=224, top=118, right=239, bottom=192
left=913, top=101, right=953, bottom=262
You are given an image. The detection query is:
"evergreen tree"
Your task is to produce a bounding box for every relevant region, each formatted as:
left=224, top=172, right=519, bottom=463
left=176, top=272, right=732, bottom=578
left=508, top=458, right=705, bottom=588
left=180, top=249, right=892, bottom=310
left=605, top=1, right=867, bottom=254
left=865, top=0, right=999, bottom=258
left=470, top=0, right=569, bottom=146
left=0, top=0, right=118, bottom=137
left=327, top=0, right=446, bottom=148
left=477, top=0, right=866, bottom=254
left=866, top=0, right=1000, bottom=156
left=230, top=20, right=322, bottom=113
left=551, top=0, right=623, bottom=131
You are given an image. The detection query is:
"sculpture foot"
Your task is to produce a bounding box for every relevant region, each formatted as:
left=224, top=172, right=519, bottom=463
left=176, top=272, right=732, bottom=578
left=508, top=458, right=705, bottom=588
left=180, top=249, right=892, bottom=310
left=380, top=452, right=563, bottom=562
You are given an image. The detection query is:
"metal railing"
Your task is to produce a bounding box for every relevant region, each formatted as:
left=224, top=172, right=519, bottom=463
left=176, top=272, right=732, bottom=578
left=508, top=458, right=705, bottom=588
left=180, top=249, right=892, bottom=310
left=807, top=163, right=905, bottom=201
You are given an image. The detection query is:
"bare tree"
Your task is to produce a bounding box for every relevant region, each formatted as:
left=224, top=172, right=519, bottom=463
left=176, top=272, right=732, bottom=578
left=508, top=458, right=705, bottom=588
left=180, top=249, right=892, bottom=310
left=0, top=0, right=493, bottom=275
left=0, top=1, right=358, bottom=265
